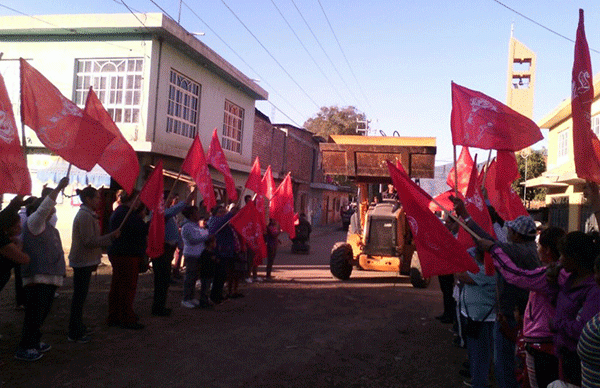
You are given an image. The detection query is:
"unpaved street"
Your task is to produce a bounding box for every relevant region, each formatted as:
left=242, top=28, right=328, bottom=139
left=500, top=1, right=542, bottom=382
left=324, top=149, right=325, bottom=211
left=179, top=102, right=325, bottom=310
left=0, top=225, right=469, bottom=387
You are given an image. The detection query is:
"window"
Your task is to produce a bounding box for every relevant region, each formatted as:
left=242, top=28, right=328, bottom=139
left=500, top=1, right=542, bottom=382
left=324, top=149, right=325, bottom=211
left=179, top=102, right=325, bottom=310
left=222, top=100, right=244, bottom=153
left=557, top=130, right=568, bottom=159
left=593, top=114, right=600, bottom=137
left=166, top=70, right=201, bottom=138
left=75, top=58, right=143, bottom=123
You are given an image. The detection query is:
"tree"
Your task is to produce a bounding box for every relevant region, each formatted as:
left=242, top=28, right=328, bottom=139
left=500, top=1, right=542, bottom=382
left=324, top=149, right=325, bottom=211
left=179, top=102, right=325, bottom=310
left=513, top=148, right=547, bottom=202
left=304, top=106, right=366, bottom=138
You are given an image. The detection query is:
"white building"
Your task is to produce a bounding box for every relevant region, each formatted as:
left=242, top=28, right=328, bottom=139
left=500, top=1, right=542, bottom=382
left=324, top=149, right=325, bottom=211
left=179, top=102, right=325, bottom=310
left=0, top=12, right=268, bottom=247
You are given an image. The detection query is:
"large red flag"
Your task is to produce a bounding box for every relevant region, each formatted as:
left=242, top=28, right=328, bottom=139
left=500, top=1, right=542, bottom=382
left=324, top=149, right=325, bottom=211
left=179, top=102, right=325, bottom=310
left=245, top=156, right=263, bottom=194
left=181, top=135, right=216, bottom=212
left=0, top=73, right=31, bottom=195
left=496, top=152, right=528, bottom=220
left=230, top=201, right=267, bottom=260
left=451, top=82, right=543, bottom=151
left=457, top=156, right=496, bottom=274
left=84, top=88, right=139, bottom=194
left=262, top=165, right=276, bottom=200
left=571, top=9, right=600, bottom=182
left=207, top=128, right=238, bottom=201
left=388, top=161, right=479, bottom=277
left=429, top=190, right=454, bottom=213
left=269, top=172, right=295, bottom=239
left=20, top=59, right=115, bottom=171
left=139, top=160, right=165, bottom=258
left=254, top=194, right=268, bottom=233
left=446, top=146, right=474, bottom=196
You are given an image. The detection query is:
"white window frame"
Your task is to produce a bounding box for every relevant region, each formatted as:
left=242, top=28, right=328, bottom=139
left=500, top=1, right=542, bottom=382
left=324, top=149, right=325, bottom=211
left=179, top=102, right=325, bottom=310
left=166, top=70, right=201, bottom=139
left=222, top=100, right=244, bottom=154
left=75, top=58, right=143, bottom=123
left=592, top=114, right=600, bottom=138
left=557, top=129, right=569, bottom=163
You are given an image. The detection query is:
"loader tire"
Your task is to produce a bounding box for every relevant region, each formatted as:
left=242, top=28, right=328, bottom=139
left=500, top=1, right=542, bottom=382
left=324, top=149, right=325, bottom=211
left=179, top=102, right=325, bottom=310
left=330, top=242, right=353, bottom=280
left=410, top=251, right=430, bottom=289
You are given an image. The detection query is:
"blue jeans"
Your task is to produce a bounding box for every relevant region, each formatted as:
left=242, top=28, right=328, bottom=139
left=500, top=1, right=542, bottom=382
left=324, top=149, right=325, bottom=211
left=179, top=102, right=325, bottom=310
left=183, top=255, right=201, bottom=301
left=494, top=317, right=519, bottom=388
left=467, top=321, right=494, bottom=388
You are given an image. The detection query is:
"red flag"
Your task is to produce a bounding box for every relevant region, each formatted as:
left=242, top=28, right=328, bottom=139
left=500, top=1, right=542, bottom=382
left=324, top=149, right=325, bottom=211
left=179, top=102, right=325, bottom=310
left=230, top=201, right=267, bottom=260
left=269, top=172, right=295, bottom=239
left=254, top=194, right=267, bottom=233
left=429, top=190, right=454, bottom=213
left=245, top=156, right=263, bottom=194
left=0, top=73, right=31, bottom=195
left=447, top=146, right=474, bottom=196
left=457, top=155, right=496, bottom=274
left=181, top=135, right=216, bottom=212
left=451, top=82, right=542, bottom=151
left=484, top=156, right=529, bottom=221
left=84, top=88, right=139, bottom=194
left=20, top=59, right=115, bottom=171
left=388, top=161, right=479, bottom=277
left=207, top=128, right=237, bottom=201
left=261, top=165, right=276, bottom=200
left=571, top=9, right=600, bottom=182
left=139, top=160, right=165, bottom=258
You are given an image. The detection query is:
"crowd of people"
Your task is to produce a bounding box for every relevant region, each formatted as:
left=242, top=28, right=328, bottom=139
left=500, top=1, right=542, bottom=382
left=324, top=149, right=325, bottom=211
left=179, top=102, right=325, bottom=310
left=435, top=183, right=600, bottom=388
left=0, top=179, right=286, bottom=362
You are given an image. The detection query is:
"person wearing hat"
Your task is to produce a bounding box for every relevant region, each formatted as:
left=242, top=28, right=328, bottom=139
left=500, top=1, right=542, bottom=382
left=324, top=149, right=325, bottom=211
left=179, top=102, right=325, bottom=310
left=452, top=197, right=540, bottom=388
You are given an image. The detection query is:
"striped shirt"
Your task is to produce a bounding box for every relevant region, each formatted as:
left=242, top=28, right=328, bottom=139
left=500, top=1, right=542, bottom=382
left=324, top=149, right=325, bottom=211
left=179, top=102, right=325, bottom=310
left=578, top=313, right=600, bottom=388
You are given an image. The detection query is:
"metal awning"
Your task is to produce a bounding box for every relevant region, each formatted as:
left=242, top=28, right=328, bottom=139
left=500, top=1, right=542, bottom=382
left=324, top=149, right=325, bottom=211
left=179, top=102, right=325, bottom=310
left=522, top=172, right=584, bottom=188
left=37, top=160, right=111, bottom=187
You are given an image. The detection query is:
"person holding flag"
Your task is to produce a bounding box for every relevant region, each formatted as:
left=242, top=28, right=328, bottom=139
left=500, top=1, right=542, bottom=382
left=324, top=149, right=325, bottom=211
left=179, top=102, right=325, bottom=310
left=106, top=191, right=148, bottom=330
left=451, top=196, right=540, bottom=388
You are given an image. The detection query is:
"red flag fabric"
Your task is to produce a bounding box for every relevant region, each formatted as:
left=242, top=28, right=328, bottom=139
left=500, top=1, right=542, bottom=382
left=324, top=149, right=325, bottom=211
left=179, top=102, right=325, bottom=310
left=254, top=194, right=267, bottom=233
left=84, top=88, right=139, bottom=194
left=245, top=157, right=263, bottom=194
left=457, top=155, right=496, bottom=274
left=451, top=81, right=543, bottom=151
left=495, top=151, right=520, bottom=189
left=261, top=165, right=276, bottom=200
left=484, top=156, right=529, bottom=221
left=181, top=135, right=216, bottom=212
left=230, top=201, right=267, bottom=260
left=207, top=128, right=238, bottom=201
left=20, top=58, right=115, bottom=171
left=139, top=160, right=165, bottom=258
left=447, top=146, right=474, bottom=196
left=571, top=9, right=600, bottom=182
left=388, top=161, right=479, bottom=277
left=0, top=73, right=31, bottom=195
left=429, top=190, right=454, bottom=213
left=269, top=172, right=295, bottom=239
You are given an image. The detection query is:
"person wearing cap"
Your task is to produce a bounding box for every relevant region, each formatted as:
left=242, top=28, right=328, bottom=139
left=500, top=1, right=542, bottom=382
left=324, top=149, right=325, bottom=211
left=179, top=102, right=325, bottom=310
left=452, top=197, right=540, bottom=388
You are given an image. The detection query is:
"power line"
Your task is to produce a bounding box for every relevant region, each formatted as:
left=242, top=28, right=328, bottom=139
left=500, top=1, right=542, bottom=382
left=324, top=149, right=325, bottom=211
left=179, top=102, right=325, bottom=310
left=269, top=0, right=347, bottom=105
left=316, top=0, right=372, bottom=111
left=181, top=0, right=305, bottom=126
left=289, top=0, right=359, bottom=105
left=491, top=0, right=600, bottom=54
left=219, top=0, right=321, bottom=110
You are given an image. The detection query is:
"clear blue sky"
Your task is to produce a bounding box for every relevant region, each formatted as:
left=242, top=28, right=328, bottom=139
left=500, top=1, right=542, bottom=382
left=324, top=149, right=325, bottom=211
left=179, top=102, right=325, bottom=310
left=1, top=0, right=600, bottom=165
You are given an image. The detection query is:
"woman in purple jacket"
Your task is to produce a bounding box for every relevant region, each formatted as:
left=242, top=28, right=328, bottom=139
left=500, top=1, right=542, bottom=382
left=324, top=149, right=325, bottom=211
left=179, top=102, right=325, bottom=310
left=478, top=231, right=600, bottom=387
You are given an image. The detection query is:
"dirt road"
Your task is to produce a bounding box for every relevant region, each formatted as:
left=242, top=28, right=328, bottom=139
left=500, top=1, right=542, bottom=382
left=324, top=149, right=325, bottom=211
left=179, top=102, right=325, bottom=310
left=0, top=225, right=469, bottom=387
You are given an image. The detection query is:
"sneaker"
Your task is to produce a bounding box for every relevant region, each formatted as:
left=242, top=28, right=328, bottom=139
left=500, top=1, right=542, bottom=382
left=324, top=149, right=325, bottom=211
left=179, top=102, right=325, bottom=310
left=190, top=299, right=200, bottom=307
left=37, top=342, right=51, bottom=353
left=68, top=335, right=91, bottom=344
left=254, top=277, right=263, bottom=282
left=245, top=278, right=253, bottom=284
left=15, top=348, right=43, bottom=361
left=181, top=300, right=196, bottom=309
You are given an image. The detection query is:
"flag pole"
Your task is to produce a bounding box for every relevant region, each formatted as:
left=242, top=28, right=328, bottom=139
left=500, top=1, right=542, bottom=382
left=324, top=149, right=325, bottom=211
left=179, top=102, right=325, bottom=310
left=453, top=145, right=459, bottom=197
left=165, top=168, right=183, bottom=206
left=115, top=194, right=141, bottom=232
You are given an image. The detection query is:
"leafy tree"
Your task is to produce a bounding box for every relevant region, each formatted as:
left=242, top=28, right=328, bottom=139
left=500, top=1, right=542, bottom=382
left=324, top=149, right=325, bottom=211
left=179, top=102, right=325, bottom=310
left=513, top=149, right=547, bottom=202
left=303, top=106, right=366, bottom=138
